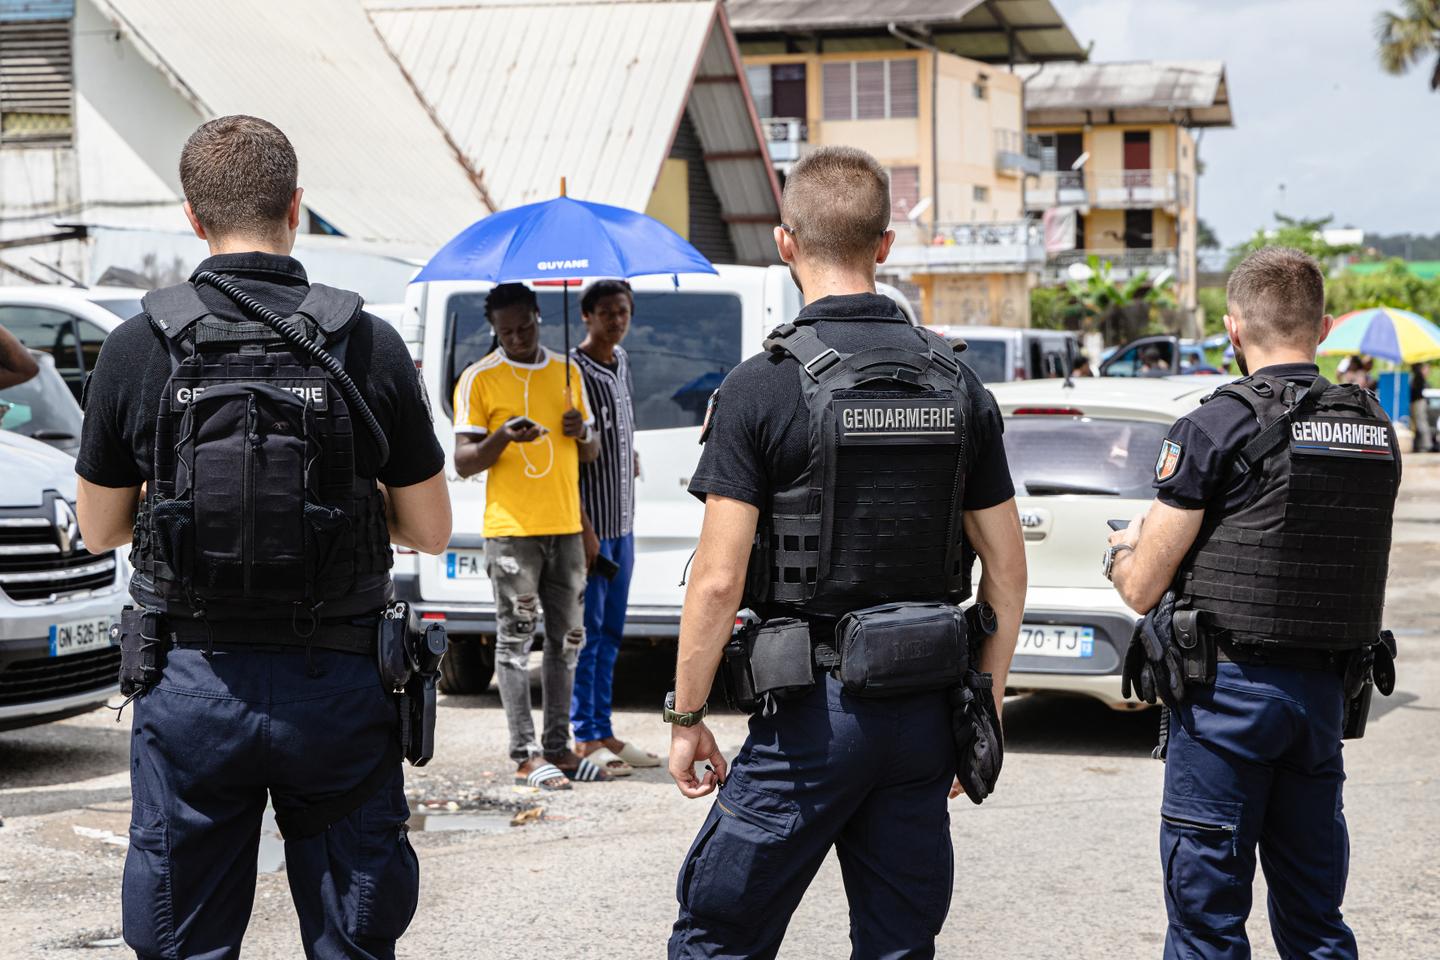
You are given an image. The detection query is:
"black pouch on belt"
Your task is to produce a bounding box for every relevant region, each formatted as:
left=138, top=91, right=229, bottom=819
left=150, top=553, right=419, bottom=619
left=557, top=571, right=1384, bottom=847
left=749, top=618, right=817, bottom=699
left=114, top=606, right=166, bottom=697
left=836, top=602, right=968, bottom=698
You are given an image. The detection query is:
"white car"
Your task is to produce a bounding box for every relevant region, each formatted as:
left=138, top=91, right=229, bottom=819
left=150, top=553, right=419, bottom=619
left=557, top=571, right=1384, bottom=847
left=0, top=285, right=148, bottom=402
left=988, top=375, right=1220, bottom=708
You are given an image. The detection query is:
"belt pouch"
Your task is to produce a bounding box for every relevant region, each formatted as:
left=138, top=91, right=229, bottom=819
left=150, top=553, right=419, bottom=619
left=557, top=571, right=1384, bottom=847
left=1172, top=609, right=1215, bottom=686
left=376, top=603, right=413, bottom=691
left=836, top=602, right=967, bottom=698
left=115, top=606, right=166, bottom=696
left=749, top=619, right=816, bottom=697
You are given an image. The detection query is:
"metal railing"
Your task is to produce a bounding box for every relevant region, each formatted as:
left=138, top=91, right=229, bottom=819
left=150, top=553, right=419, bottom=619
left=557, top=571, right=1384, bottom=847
left=994, top=129, right=1042, bottom=175
left=1026, top=170, right=1191, bottom=211
left=887, top=219, right=1046, bottom=273
left=1044, top=248, right=1179, bottom=281
left=761, top=117, right=808, bottom=164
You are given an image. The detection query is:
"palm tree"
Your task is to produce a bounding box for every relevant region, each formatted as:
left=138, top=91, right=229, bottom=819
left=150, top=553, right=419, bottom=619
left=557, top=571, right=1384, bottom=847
left=1377, top=0, right=1440, bottom=90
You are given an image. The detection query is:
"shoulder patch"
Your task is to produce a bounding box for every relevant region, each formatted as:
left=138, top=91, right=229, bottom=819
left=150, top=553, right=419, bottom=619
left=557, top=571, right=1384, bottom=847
left=699, top=390, right=718, bottom=445
left=1155, top=438, right=1183, bottom=481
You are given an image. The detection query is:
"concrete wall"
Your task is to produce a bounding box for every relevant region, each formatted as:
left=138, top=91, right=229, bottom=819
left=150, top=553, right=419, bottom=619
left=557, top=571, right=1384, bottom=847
left=919, top=271, right=1030, bottom=328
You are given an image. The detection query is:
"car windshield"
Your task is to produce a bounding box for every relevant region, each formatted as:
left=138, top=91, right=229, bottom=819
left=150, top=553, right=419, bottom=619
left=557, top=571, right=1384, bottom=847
left=1004, top=416, right=1172, bottom=499
left=0, top=356, right=83, bottom=443
left=443, top=289, right=744, bottom=431
left=959, top=339, right=1008, bottom=383
left=92, top=299, right=143, bottom=319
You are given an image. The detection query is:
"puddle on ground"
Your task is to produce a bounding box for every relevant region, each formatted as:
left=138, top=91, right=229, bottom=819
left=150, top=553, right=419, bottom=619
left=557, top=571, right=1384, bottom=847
left=406, top=809, right=514, bottom=835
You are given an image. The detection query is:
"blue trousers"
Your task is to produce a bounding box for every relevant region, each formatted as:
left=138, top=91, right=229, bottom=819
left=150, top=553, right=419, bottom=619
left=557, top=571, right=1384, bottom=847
left=669, top=674, right=954, bottom=960
left=1162, top=661, right=1357, bottom=959
left=123, top=647, right=418, bottom=960
left=571, top=533, right=634, bottom=742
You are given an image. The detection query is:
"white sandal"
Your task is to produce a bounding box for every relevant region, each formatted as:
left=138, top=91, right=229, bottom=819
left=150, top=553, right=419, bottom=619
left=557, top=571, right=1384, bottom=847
left=615, top=741, right=662, bottom=768
left=583, top=746, right=634, bottom=777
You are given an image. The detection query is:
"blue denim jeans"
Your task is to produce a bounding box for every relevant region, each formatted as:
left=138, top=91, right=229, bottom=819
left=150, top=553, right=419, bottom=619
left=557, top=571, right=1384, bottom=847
left=1161, top=661, right=1357, bottom=960
left=571, top=533, right=634, bottom=742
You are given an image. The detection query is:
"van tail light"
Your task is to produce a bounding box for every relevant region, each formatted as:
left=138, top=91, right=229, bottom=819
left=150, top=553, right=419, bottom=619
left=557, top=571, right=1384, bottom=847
left=1014, top=366, right=1027, bottom=380
left=1012, top=407, right=1085, bottom=416
left=396, top=547, right=417, bottom=555
left=421, top=612, right=447, bottom=621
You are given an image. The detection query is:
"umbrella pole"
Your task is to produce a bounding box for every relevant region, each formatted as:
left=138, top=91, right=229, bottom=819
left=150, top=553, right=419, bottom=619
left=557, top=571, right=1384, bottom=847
left=564, top=278, right=572, bottom=402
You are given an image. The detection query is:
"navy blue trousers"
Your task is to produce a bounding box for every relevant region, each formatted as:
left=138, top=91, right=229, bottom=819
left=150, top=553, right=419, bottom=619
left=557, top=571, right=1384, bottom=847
left=1162, top=661, right=1357, bottom=959
left=572, top=532, right=635, bottom=742
left=669, top=674, right=954, bottom=960
left=123, top=647, right=418, bottom=960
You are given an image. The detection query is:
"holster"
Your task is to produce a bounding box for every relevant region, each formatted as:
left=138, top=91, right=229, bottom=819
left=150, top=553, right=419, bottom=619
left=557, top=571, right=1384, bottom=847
left=114, top=606, right=166, bottom=697
left=721, top=611, right=762, bottom=713
left=376, top=602, right=449, bottom=766
left=1172, top=609, right=1215, bottom=687
left=1343, top=630, right=1397, bottom=741
left=835, top=602, right=968, bottom=698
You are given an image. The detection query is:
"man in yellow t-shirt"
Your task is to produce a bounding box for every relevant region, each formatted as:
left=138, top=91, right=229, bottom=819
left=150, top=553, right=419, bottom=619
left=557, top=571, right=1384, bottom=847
left=453, top=283, right=602, bottom=790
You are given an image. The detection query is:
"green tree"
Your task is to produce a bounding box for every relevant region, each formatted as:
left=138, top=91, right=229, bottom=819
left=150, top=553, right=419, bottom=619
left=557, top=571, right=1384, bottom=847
left=1196, top=218, right=1221, bottom=250
left=1062, top=255, right=1178, bottom=342
left=1327, top=259, right=1440, bottom=319
left=1228, top=213, right=1358, bottom=271
left=1377, top=0, right=1440, bottom=90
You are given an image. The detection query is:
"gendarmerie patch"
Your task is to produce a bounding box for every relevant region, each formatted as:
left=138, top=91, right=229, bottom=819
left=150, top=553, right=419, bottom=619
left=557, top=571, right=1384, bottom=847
left=835, top=397, right=960, bottom=445
left=699, top=390, right=718, bottom=444
left=1155, top=438, right=1182, bottom=481
left=1290, top=417, right=1394, bottom=460
left=169, top=378, right=329, bottom=411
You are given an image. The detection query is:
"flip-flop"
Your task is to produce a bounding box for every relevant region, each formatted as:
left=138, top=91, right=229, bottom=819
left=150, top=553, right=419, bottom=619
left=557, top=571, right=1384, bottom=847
left=583, top=746, right=634, bottom=777
left=516, top=762, right=571, bottom=791
left=615, top=741, right=663, bottom=768
left=561, top=756, right=613, bottom=782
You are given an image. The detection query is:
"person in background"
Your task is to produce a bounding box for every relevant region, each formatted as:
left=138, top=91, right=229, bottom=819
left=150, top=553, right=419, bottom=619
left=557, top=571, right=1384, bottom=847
left=0, top=324, right=39, bottom=389
left=1412, top=361, right=1435, bottom=453
left=452, top=283, right=608, bottom=790
left=1071, top=352, right=1093, bottom=377
left=570, top=279, right=660, bottom=774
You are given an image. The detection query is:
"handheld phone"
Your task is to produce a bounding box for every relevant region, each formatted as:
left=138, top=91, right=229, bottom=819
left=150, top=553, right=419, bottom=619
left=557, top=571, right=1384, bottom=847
left=505, top=416, right=543, bottom=434
left=1107, top=519, right=1129, bottom=531
left=592, top=553, right=621, bottom=581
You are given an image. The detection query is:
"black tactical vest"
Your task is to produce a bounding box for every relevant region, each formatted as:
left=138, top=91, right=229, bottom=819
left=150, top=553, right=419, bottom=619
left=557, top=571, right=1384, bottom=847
left=1179, top=374, right=1396, bottom=650
left=745, top=322, right=972, bottom=619
left=129, top=281, right=394, bottom=622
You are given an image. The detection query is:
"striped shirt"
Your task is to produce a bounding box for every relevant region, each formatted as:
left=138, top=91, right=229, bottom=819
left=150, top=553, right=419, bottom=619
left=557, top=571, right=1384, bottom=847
left=573, top=345, right=636, bottom=539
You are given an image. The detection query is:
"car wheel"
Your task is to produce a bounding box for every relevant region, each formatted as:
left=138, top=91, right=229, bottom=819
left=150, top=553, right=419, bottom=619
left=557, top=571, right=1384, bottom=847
left=437, top=636, right=495, bottom=695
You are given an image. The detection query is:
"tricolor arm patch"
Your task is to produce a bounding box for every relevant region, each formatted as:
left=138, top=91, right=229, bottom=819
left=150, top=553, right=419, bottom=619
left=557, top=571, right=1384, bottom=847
left=1155, top=438, right=1182, bottom=481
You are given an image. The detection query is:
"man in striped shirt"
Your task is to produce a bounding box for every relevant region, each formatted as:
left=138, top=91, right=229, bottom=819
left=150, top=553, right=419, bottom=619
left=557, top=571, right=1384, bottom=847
left=571, top=280, right=659, bottom=772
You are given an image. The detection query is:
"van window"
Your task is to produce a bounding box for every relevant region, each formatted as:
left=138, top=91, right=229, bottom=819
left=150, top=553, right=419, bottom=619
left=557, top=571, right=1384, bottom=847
left=958, top=339, right=1008, bottom=383
left=1005, top=416, right=1171, bottom=499
left=443, top=290, right=744, bottom=432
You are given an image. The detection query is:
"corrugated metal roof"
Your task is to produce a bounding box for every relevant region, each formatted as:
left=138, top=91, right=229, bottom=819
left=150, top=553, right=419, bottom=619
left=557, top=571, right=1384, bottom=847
left=727, top=0, right=1085, bottom=62
left=1016, top=61, right=1234, bottom=127
left=91, top=0, right=489, bottom=246
left=368, top=0, right=781, bottom=263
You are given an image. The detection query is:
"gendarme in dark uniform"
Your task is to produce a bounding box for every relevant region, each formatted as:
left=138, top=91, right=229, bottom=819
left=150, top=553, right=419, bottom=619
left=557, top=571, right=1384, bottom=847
left=1148, top=359, right=1400, bottom=958
left=78, top=121, right=446, bottom=959
left=668, top=290, right=1014, bottom=958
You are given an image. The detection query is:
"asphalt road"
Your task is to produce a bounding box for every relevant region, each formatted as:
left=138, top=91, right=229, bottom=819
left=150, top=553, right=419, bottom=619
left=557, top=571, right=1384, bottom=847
left=2, top=455, right=1437, bottom=958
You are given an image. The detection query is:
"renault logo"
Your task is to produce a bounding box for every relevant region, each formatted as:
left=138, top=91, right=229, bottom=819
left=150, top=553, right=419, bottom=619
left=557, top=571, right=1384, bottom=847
left=53, top=497, right=80, bottom=554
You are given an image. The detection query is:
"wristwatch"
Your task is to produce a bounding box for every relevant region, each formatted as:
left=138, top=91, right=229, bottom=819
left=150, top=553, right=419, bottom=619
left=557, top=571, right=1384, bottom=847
left=663, top=691, right=708, bottom=727
left=1102, top=542, right=1135, bottom=581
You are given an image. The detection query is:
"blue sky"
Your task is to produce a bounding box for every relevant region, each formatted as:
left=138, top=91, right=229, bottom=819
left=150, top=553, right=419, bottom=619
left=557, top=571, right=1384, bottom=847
left=1062, top=0, right=1438, bottom=247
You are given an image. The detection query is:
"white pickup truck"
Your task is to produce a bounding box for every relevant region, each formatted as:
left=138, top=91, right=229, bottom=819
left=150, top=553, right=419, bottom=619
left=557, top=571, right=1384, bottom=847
left=394, top=266, right=915, bottom=692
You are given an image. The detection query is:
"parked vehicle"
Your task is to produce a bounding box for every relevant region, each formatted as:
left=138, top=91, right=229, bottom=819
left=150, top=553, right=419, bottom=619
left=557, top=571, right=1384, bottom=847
left=398, top=266, right=915, bottom=693
left=929, top=325, right=1077, bottom=383
left=1099, top=335, right=1222, bottom=377
left=988, top=375, right=1214, bottom=707
left=0, top=431, right=127, bottom=731
left=0, top=351, right=84, bottom=456
left=0, top=285, right=147, bottom=401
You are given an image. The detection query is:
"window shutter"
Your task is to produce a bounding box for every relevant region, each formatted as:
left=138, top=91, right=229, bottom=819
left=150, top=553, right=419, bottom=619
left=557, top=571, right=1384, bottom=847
left=889, top=59, right=918, bottom=118
left=0, top=16, right=73, bottom=146
left=822, top=61, right=852, bottom=120
left=889, top=166, right=920, bottom=221
left=855, top=61, right=886, bottom=119
left=745, top=65, right=773, bottom=118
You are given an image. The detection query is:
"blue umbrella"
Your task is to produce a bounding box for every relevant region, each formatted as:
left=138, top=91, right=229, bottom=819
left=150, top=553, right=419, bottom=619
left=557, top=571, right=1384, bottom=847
left=413, top=188, right=718, bottom=390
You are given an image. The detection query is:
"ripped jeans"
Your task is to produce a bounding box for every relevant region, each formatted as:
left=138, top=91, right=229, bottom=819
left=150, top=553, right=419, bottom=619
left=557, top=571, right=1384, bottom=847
left=485, top=534, right=587, bottom=762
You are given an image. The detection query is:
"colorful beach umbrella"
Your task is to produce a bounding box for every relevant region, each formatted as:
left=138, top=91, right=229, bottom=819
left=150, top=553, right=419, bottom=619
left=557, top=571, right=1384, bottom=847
left=1319, top=306, right=1440, bottom=364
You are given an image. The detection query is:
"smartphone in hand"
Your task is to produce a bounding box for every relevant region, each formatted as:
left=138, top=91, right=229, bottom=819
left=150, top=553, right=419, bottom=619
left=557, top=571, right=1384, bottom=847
left=505, top=415, right=545, bottom=434
left=1107, top=519, right=1129, bottom=531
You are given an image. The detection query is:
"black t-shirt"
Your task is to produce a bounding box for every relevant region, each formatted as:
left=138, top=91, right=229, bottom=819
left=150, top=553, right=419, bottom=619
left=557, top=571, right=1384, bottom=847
left=77, top=252, right=444, bottom=489
left=689, top=292, right=1015, bottom=511
left=1154, top=362, right=1402, bottom=512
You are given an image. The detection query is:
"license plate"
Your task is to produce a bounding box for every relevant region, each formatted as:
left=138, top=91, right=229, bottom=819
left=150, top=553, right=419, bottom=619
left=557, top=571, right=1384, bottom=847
left=1018, top=623, right=1094, bottom=658
left=445, top=550, right=486, bottom=580
left=49, top=617, right=113, bottom=658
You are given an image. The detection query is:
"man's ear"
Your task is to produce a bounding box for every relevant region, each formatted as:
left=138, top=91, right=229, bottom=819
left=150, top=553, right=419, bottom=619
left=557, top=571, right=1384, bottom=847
left=875, top=229, right=896, bottom=265
left=183, top=201, right=207, bottom=241
left=287, top=187, right=304, bottom=232
left=774, top=225, right=797, bottom=265
left=1224, top=312, right=1240, bottom=349
left=1317, top=313, right=1336, bottom=345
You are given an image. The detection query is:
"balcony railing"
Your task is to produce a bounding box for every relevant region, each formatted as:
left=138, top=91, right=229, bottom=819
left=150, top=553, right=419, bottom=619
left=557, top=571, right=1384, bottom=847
left=1026, top=170, right=1190, bottom=211
left=994, top=129, right=1042, bottom=176
left=1043, top=249, right=1179, bottom=283
left=761, top=117, right=808, bottom=165
left=887, top=220, right=1046, bottom=274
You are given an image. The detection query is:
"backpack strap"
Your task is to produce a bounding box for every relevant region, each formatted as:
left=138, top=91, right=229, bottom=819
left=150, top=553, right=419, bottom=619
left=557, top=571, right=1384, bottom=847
left=293, top=283, right=363, bottom=344
left=763, top=322, right=842, bottom=381
left=142, top=283, right=213, bottom=340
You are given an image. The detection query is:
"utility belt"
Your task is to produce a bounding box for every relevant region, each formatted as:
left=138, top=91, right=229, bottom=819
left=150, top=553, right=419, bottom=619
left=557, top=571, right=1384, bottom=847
left=112, top=602, right=449, bottom=838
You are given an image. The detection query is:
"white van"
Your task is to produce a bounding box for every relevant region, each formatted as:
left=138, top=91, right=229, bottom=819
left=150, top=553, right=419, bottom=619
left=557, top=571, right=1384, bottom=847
left=397, top=266, right=916, bottom=692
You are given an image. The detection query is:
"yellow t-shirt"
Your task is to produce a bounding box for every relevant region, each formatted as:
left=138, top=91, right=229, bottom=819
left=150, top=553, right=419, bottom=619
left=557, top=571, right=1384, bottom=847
left=453, top=348, right=593, bottom=537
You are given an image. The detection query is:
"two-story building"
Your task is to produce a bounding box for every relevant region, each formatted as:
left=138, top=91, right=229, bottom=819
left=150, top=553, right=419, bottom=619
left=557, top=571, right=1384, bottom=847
left=1017, top=60, right=1233, bottom=314
left=729, top=0, right=1085, bottom=326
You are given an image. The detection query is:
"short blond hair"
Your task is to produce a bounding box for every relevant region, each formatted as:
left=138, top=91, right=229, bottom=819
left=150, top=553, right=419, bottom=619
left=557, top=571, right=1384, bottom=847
left=781, top=147, right=890, bottom=267
left=1226, top=247, right=1326, bottom=349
